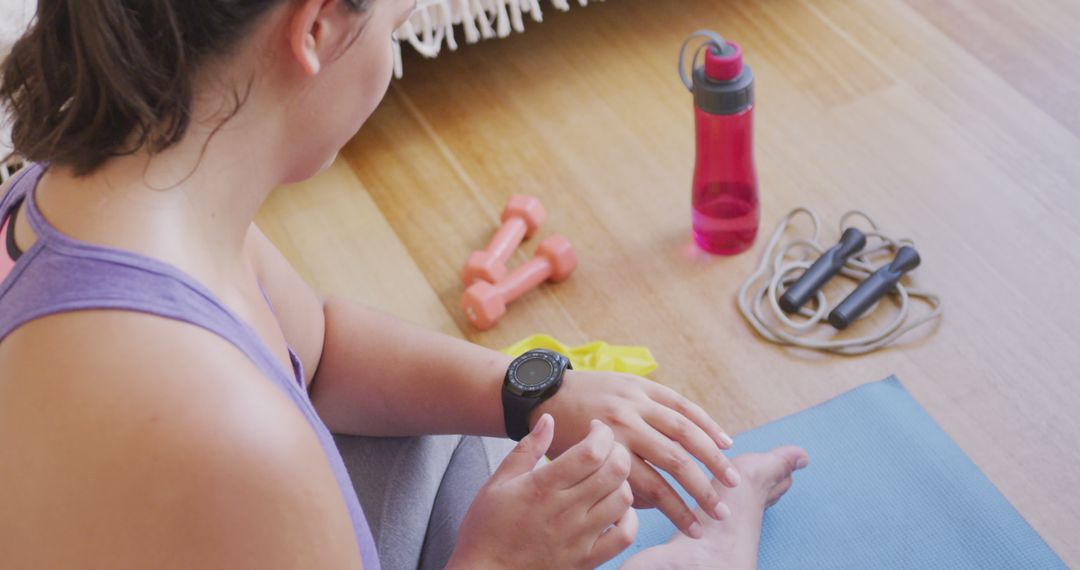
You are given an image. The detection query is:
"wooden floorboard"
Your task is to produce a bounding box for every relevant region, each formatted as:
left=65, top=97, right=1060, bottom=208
left=904, top=0, right=1080, bottom=138
left=261, top=0, right=1080, bottom=562
left=257, top=159, right=460, bottom=335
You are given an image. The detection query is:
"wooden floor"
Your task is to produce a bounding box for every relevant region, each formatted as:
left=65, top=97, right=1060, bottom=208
left=258, top=0, right=1080, bottom=563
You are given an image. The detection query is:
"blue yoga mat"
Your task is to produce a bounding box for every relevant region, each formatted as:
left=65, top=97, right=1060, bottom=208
left=600, top=377, right=1066, bottom=569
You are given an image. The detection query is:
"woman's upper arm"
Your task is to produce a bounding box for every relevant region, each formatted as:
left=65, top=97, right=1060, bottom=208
left=0, top=311, right=361, bottom=569
left=247, top=223, right=326, bottom=386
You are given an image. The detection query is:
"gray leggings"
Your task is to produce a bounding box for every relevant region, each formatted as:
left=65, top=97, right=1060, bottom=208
left=334, top=434, right=515, bottom=570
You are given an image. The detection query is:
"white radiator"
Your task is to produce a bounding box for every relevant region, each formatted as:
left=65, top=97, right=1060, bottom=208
left=392, top=0, right=598, bottom=78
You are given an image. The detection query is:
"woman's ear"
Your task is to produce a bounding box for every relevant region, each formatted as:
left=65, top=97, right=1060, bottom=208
left=288, top=0, right=338, bottom=76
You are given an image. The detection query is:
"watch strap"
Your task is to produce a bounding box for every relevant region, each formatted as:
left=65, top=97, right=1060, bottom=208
left=502, top=389, right=537, bottom=442
left=502, top=353, right=572, bottom=442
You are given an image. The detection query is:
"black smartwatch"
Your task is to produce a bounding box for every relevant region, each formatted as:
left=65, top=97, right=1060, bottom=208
left=502, top=349, right=572, bottom=441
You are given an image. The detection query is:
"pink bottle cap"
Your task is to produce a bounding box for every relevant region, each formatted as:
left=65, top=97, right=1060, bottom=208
left=705, top=41, right=743, bottom=82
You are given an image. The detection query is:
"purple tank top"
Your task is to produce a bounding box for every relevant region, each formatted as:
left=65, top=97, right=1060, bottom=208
left=0, top=164, right=379, bottom=569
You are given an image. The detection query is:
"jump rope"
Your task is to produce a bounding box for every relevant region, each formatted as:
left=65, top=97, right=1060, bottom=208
left=737, top=208, right=943, bottom=355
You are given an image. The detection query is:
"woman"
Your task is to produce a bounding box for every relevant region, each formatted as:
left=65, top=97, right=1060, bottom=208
left=0, top=1, right=807, bottom=568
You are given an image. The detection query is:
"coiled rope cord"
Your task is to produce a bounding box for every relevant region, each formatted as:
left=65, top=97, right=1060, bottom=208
left=736, top=208, right=943, bottom=355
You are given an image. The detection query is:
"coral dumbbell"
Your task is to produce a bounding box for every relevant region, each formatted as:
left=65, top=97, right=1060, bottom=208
left=461, top=195, right=546, bottom=286
left=462, top=235, right=578, bottom=330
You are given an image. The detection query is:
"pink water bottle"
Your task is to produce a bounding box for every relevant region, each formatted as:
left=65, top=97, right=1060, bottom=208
left=679, top=31, right=758, bottom=255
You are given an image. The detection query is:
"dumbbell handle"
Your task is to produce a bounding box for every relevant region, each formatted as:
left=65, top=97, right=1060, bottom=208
left=492, top=257, right=554, bottom=306
left=483, top=217, right=529, bottom=267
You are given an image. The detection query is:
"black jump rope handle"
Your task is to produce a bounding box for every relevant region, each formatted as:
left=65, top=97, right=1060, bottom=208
left=779, top=227, right=867, bottom=314
left=828, top=246, right=921, bottom=330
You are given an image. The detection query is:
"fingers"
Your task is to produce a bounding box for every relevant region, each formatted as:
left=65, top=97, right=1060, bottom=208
left=587, top=504, right=639, bottom=568
left=567, top=440, right=632, bottom=505
left=630, top=420, right=729, bottom=522
left=646, top=384, right=734, bottom=450
left=494, top=413, right=554, bottom=479
left=586, top=480, right=635, bottom=530
left=627, top=454, right=705, bottom=539
left=645, top=407, right=741, bottom=489
left=533, top=420, right=615, bottom=490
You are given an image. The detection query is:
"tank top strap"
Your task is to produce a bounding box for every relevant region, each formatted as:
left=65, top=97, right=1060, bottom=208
left=0, top=163, right=290, bottom=389
left=0, top=163, right=380, bottom=567
left=0, top=164, right=39, bottom=225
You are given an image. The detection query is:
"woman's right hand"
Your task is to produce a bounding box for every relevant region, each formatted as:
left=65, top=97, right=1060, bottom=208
left=447, top=414, right=638, bottom=570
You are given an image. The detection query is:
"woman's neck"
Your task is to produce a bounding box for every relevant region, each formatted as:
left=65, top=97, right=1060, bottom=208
left=34, top=88, right=290, bottom=292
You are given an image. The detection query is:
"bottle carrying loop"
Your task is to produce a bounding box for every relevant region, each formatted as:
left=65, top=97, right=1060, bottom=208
left=678, top=29, right=727, bottom=92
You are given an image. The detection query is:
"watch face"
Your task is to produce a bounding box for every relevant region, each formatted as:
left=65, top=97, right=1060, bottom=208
left=517, top=358, right=554, bottom=387
left=507, top=349, right=568, bottom=397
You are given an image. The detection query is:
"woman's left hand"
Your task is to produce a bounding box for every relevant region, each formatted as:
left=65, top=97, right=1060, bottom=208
left=534, top=370, right=740, bottom=539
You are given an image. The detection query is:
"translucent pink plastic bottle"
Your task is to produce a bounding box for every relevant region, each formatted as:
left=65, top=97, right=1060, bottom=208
left=680, top=32, right=758, bottom=255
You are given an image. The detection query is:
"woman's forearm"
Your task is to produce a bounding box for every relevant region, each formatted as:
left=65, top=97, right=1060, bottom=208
left=309, top=296, right=513, bottom=437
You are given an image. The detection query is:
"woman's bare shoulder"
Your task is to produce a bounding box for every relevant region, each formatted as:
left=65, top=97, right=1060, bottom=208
left=0, top=310, right=361, bottom=569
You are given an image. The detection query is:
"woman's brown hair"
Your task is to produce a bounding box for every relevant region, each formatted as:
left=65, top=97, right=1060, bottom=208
left=1, top=0, right=367, bottom=176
